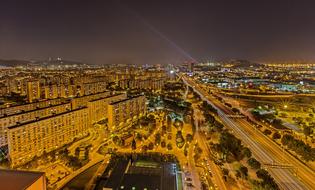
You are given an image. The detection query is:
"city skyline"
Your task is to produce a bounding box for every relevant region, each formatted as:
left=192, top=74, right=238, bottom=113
left=1, top=1, right=315, bottom=190
left=2, top=0, right=315, bottom=65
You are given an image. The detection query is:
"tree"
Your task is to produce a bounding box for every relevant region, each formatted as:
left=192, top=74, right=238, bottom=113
left=184, top=115, right=192, bottom=124
left=131, top=139, right=137, bottom=150
left=174, top=118, right=184, bottom=129
left=281, top=134, right=315, bottom=161
left=148, top=142, right=154, bottom=150
left=218, top=132, right=243, bottom=161
left=225, top=103, right=232, bottom=108
left=113, top=136, right=122, bottom=146
left=142, top=145, right=148, bottom=152
left=247, top=158, right=261, bottom=170
left=167, top=134, right=172, bottom=140
left=272, top=118, right=283, bottom=128
left=214, top=121, right=224, bottom=132
left=184, top=149, right=188, bottom=156
left=161, top=141, right=166, bottom=148
left=161, top=125, right=167, bottom=135
left=194, top=144, right=203, bottom=155
left=176, top=130, right=185, bottom=148
left=263, top=129, right=272, bottom=136
left=167, top=116, right=172, bottom=130
left=256, top=169, right=279, bottom=190
left=232, top=107, right=240, bottom=114
left=167, top=143, right=173, bottom=150
left=238, top=165, right=248, bottom=179
left=303, top=126, right=312, bottom=136
left=222, top=168, right=229, bottom=176
left=272, top=132, right=281, bottom=140
left=186, top=134, right=193, bottom=143
left=256, top=169, right=270, bottom=180
left=135, top=133, right=142, bottom=141
left=154, top=133, right=161, bottom=145
left=242, top=147, right=252, bottom=158
left=206, top=114, right=215, bottom=124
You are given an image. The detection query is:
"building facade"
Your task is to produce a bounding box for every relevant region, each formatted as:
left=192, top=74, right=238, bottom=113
left=108, top=95, right=146, bottom=130
left=87, top=93, right=127, bottom=124
left=8, top=107, right=90, bottom=167
left=0, top=102, right=71, bottom=147
left=26, top=81, right=40, bottom=103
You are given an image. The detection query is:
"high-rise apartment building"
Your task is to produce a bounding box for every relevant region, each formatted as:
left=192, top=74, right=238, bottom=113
left=8, top=107, right=90, bottom=167
left=87, top=93, right=127, bottom=124
left=108, top=95, right=146, bottom=130
left=0, top=102, right=71, bottom=147
left=26, top=81, right=40, bottom=103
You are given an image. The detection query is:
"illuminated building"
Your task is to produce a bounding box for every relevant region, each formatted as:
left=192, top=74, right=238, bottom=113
left=0, top=98, right=67, bottom=117
left=26, top=81, right=40, bottom=103
left=108, top=95, right=146, bottom=130
left=87, top=93, right=127, bottom=124
left=0, top=102, right=71, bottom=147
left=70, top=91, right=111, bottom=109
left=43, top=84, right=58, bottom=99
left=8, top=107, right=90, bottom=167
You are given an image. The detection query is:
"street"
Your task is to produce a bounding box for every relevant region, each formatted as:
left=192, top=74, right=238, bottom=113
left=182, top=75, right=315, bottom=190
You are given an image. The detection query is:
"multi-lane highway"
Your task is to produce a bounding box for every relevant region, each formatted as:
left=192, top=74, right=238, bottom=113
left=182, top=75, right=315, bottom=190
left=192, top=104, right=228, bottom=190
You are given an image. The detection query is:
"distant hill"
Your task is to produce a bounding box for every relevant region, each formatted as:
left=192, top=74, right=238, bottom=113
left=222, top=59, right=262, bottom=68
left=0, top=59, right=31, bottom=67
left=38, top=59, right=86, bottom=66
left=0, top=59, right=86, bottom=67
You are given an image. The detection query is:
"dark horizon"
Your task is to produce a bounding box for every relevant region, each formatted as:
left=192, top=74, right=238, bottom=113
left=1, top=0, right=315, bottom=65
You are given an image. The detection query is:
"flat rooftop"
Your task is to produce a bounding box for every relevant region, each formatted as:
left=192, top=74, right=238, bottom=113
left=97, top=158, right=178, bottom=190
left=0, top=169, right=45, bottom=190
left=109, top=95, right=144, bottom=105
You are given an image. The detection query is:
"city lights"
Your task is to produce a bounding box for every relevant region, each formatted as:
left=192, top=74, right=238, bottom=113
left=1, top=1, right=315, bottom=190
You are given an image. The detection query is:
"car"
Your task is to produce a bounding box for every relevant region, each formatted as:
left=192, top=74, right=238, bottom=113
left=185, top=177, right=192, bottom=181
left=186, top=183, right=194, bottom=187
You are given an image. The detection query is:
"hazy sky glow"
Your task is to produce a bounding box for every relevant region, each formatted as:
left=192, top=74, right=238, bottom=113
left=1, top=0, right=315, bottom=64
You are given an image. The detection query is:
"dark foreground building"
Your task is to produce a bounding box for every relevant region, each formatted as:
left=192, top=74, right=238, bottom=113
left=96, top=157, right=181, bottom=190
left=0, top=169, right=46, bottom=190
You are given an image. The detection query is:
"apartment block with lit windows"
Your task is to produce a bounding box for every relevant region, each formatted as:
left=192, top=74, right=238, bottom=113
left=82, top=81, right=107, bottom=96
left=7, top=107, right=90, bottom=167
left=87, top=93, right=127, bottom=124
left=108, top=95, right=146, bottom=130
left=0, top=102, right=71, bottom=147
left=26, top=80, right=41, bottom=103
left=70, top=91, right=111, bottom=109
left=0, top=98, right=67, bottom=117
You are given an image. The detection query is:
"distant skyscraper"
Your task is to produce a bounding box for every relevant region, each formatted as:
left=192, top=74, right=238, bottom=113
left=188, top=62, right=195, bottom=73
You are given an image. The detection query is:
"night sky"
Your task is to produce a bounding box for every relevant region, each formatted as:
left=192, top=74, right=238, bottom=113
left=1, top=0, right=315, bottom=65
